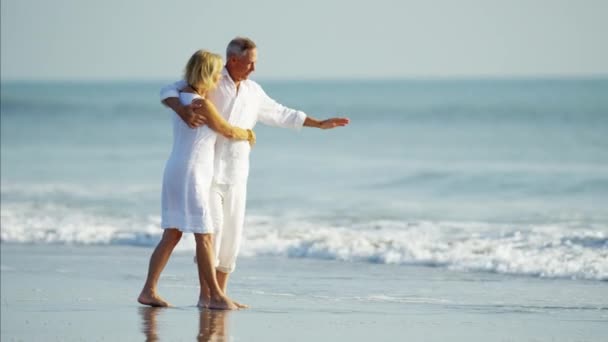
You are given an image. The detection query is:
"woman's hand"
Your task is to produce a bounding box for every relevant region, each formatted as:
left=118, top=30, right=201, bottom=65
left=247, top=129, right=256, bottom=147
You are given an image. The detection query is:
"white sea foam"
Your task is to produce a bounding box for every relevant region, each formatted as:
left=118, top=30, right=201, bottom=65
left=239, top=217, right=608, bottom=281
left=0, top=201, right=194, bottom=252
left=363, top=294, right=452, bottom=304
left=1, top=203, right=606, bottom=281
left=1, top=182, right=158, bottom=199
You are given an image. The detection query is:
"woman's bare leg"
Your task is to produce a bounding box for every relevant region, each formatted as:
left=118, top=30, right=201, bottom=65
left=138, top=229, right=182, bottom=307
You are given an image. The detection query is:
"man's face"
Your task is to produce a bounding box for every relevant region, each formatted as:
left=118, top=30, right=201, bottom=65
left=227, top=48, right=257, bottom=82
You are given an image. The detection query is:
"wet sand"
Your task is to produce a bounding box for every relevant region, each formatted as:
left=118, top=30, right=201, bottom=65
left=1, top=244, right=607, bottom=341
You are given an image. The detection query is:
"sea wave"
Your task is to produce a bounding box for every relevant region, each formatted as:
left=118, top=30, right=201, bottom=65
left=1, top=203, right=606, bottom=281
left=239, top=217, right=608, bottom=281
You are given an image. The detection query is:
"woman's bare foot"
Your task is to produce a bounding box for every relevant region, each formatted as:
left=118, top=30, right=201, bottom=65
left=197, top=296, right=210, bottom=308
left=138, top=292, right=171, bottom=307
left=208, top=295, right=238, bottom=310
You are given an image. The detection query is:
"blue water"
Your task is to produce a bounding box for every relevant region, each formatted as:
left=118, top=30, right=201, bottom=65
left=2, top=79, right=607, bottom=280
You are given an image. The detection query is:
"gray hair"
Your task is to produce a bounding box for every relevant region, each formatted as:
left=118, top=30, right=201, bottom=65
left=226, top=37, right=257, bottom=58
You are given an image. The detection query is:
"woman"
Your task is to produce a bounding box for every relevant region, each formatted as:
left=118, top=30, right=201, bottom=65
left=138, top=50, right=254, bottom=310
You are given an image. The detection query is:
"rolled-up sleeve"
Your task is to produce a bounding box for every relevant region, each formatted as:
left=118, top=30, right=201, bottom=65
left=256, top=85, right=306, bottom=130
left=160, top=80, right=187, bottom=101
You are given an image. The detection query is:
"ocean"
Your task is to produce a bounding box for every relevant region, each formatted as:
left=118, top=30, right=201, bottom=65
left=1, top=78, right=607, bottom=281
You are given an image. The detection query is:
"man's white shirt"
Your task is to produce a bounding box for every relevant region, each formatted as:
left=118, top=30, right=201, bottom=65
left=160, top=68, right=307, bottom=184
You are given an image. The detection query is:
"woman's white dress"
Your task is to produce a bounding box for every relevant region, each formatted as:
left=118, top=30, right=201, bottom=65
left=161, top=92, right=217, bottom=233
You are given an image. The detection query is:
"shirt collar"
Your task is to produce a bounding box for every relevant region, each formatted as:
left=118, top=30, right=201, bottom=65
left=222, top=67, right=237, bottom=88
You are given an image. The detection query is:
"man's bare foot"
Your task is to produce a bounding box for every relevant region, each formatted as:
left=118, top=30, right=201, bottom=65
left=138, top=292, right=171, bottom=307
left=208, top=295, right=238, bottom=310
left=233, top=301, right=249, bottom=309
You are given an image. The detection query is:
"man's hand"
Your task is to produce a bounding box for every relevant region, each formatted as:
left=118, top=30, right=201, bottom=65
left=183, top=99, right=209, bottom=128
left=182, top=105, right=208, bottom=128
left=319, top=117, right=350, bottom=129
left=304, top=116, right=350, bottom=129
left=163, top=97, right=208, bottom=128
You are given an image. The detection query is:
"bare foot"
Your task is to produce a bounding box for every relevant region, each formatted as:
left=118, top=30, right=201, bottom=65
left=138, top=292, right=171, bottom=307
left=233, top=301, right=249, bottom=309
left=208, top=295, right=238, bottom=310
left=197, top=296, right=210, bottom=309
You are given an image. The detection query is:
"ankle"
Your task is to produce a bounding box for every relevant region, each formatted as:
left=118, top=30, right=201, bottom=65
left=210, top=294, right=228, bottom=301
left=141, top=288, right=158, bottom=296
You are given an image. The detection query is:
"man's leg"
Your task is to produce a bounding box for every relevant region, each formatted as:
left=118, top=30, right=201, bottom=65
left=138, top=228, right=182, bottom=307
left=215, top=182, right=248, bottom=307
left=209, top=182, right=225, bottom=262
left=216, top=271, right=230, bottom=293
left=194, top=233, right=237, bottom=310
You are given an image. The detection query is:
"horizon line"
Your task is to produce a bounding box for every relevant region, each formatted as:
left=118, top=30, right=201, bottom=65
left=2, top=74, right=608, bottom=83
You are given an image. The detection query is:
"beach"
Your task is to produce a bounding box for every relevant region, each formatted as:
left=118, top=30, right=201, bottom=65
left=2, top=79, right=608, bottom=341
left=2, top=244, right=607, bottom=341
left=3, top=0, right=608, bottom=339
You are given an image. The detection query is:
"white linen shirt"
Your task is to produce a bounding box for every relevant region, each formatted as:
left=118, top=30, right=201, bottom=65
left=160, top=69, right=307, bottom=184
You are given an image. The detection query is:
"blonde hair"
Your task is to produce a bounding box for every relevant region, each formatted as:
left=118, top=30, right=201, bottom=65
left=184, top=50, right=223, bottom=93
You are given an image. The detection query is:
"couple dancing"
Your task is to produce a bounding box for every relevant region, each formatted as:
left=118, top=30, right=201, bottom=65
left=138, top=37, right=349, bottom=310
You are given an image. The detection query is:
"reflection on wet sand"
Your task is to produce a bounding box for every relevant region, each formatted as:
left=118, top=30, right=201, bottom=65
left=197, top=309, right=230, bottom=341
left=139, top=307, right=161, bottom=342
left=139, top=306, right=230, bottom=342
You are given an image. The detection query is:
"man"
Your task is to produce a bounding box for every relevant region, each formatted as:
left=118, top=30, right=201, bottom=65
left=161, top=37, right=349, bottom=308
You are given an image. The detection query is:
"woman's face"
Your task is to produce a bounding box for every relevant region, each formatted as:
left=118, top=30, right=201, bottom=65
left=211, top=70, right=222, bottom=88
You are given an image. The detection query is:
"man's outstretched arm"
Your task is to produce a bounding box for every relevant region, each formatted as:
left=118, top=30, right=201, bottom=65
left=257, top=85, right=349, bottom=130
left=303, top=117, right=350, bottom=129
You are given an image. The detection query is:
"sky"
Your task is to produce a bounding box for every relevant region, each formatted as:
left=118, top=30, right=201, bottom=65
left=1, top=0, right=608, bottom=80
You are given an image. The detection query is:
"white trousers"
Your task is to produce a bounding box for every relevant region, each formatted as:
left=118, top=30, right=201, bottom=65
left=209, top=180, right=247, bottom=274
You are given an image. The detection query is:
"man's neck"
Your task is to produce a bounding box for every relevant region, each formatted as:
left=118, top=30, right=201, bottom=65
left=226, top=67, right=242, bottom=91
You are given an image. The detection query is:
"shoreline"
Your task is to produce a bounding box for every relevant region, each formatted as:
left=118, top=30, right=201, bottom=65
left=2, top=244, right=607, bottom=341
